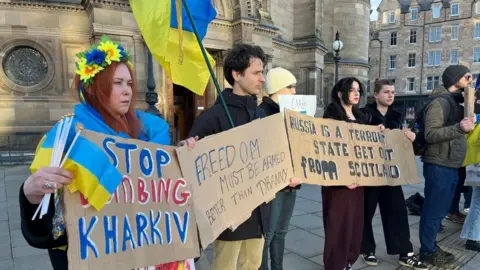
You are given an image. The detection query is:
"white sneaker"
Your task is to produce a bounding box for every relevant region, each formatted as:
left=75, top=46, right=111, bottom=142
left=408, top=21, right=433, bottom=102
left=464, top=208, right=470, bottom=214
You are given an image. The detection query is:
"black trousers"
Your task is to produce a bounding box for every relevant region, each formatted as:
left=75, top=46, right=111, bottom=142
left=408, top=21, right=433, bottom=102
left=323, top=186, right=364, bottom=270
left=449, top=166, right=467, bottom=214
left=361, top=186, right=413, bottom=255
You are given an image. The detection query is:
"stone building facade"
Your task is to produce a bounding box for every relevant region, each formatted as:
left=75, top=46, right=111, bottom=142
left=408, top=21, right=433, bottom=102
left=369, top=0, right=480, bottom=120
left=0, top=0, right=370, bottom=145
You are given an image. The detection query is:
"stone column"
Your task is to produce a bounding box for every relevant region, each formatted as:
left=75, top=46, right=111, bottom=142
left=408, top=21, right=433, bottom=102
left=262, top=54, right=273, bottom=97
left=297, top=68, right=309, bottom=95
left=208, top=50, right=227, bottom=107
left=315, top=68, right=324, bottom=107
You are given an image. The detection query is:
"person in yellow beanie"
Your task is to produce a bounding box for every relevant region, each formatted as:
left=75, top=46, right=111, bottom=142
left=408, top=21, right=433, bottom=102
left=259, top=67, right=301, bottom=270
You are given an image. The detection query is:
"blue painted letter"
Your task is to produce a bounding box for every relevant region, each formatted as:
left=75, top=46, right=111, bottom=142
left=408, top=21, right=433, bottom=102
left=104, top=215, right=118, bottom=255
left=122, top=215, right=136, bottom=251
left=149, top=210, right=163, bottom=245
left=173, top=211, right=190, bottom=244
left=116, top=143, right=138, bottom=174
left=79, top=216, right=99, bottom=260
left=103, top=137, right=118, bottom=167
left=139, top=149, right=153, bottom=177
left=136, top=213, right=150, bottom=247
left=165, top=212, right=172, bottom=244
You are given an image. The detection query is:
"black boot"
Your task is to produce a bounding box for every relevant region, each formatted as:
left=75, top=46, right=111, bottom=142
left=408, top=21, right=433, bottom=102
left=466, top=240, right=480, bottom=252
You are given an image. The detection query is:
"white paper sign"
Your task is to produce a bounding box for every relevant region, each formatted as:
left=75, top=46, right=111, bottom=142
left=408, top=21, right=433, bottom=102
left=278, top=95, right=317, bottom=117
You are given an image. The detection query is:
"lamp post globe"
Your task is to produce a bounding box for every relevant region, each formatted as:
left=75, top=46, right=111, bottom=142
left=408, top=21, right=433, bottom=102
left=332, top=39, right=344, bottom=52
left=332, top=31, right=342, bottom=83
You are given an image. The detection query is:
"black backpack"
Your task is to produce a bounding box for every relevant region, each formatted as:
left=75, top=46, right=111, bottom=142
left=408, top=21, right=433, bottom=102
left=409, top=94, right=457, bottom=156
left=405, top=192, right=424, bottom=216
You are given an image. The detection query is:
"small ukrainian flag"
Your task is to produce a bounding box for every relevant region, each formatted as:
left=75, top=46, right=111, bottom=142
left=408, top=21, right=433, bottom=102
left=31, top=120, right=123, bottom=211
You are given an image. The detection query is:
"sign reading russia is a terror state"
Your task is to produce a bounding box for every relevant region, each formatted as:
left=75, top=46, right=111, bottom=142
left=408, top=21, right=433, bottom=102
left=284, top=109, right=419, bottom=186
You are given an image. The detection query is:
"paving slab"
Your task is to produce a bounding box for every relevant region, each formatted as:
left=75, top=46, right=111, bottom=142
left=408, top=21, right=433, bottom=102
left=288, top=213, right=323, bottom=231
left=283, top=253, right=322, bottom=270
left=284, top=229, right=324, bottom=258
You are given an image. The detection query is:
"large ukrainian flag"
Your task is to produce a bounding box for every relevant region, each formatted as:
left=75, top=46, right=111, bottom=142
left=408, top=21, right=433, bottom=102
left=31, top=122, right=123, bottom=211
left=463, top=75, right=480, bottom=166
left=130, top=0, right=217, bottom=96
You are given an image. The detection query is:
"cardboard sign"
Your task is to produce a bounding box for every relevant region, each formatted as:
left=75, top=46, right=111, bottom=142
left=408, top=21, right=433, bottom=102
left=285, top=109, right=419, bottom=186
left=176, top=113, right=293, bottom=247
left=464, top=86, right=475, bottom=117
left=65, top=130, right=200, bottom=270
left=278, top=95, right=317, bottom=117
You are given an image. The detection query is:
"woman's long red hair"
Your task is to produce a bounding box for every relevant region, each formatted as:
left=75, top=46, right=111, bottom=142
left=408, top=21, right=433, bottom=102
left=73, top=61, right=141, bottom=139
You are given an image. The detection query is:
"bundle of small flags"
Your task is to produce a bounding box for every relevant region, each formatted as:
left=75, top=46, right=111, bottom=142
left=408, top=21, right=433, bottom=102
left=31, top=114, right=83, bottom=238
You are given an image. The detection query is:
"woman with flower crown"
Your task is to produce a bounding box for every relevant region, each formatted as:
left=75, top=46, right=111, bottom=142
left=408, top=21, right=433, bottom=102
left=18, top=36, right=197, bottom=270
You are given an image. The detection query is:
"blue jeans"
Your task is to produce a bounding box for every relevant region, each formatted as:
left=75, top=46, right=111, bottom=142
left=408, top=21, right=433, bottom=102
left=461, top=187, right=480, bottom=240
left=259, top=191, right=297, bottom=270
left=420, top=163, right=459, bottom=254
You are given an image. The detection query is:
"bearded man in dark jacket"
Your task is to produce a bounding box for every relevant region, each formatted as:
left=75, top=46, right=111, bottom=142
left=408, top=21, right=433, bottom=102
left=185, top=44, right=297, bottom=270
left=360, top=79, right=427, bottom=270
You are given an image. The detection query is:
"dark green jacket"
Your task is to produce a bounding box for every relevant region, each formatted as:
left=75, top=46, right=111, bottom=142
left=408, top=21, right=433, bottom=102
left=422, top=87, right=467, bottom=168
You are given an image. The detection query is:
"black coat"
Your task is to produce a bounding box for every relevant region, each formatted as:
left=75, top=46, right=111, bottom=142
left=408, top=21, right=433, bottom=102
left=323, top=101, right=369, bottom=125
left=361, top=102, right=403, bottom=129
left=259, top=96, right=300, bottom=191
left=188, top=88, right=270, bottom=241
left=20, top=185, right=68, bottom=270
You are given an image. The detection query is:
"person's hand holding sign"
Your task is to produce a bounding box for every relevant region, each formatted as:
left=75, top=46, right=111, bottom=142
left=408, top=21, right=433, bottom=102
left=347, top=184, right=359, bottom=189
left=403, top=130, right=416, bottom=142
left=178, top=136, right=199, bottom=150
left=288, top=177, right=302, bottom=187
left=460, top=117, right=476, bottom=133
left=378, top=124, right=385, bottom=132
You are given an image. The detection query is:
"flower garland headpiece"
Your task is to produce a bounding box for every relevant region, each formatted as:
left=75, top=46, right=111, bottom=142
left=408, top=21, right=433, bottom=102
left=75, top=35, right=133, bottom=90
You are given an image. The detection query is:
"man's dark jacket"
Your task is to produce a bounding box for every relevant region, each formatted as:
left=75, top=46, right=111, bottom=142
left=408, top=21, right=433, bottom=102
left=188, top=88, right=269, bottom=241
left=259, top=96, right=300, bottom=191
left=361, top=102, right=403, bottom=129
left=421, top=88, right=466, bottom=168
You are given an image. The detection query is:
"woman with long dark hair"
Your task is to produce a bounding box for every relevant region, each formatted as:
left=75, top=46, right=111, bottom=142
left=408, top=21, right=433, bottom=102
left=322, top=77, right=370, bottom=270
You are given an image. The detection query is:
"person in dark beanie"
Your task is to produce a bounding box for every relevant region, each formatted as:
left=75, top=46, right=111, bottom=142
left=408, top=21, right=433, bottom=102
left=360, top=79, right=427, bottom=270
left=186, top=44, right=300, bottom=270
left=419, top=65, right=475, bottom=267
left=259, top=67, right=301, bottom=270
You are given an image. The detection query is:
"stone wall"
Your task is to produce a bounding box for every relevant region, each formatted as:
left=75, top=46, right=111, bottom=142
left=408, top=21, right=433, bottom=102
left=0, top=0, right=371, bottom=136
left=0, top=2, right=89, bottom=134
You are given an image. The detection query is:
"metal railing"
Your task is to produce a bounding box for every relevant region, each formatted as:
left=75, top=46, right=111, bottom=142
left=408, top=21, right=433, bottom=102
left=0, top=134, right=43, bottom=165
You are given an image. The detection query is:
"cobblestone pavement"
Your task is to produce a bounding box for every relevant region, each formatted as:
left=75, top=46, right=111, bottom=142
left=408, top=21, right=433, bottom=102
left=1, top=158, right=478, bottom=270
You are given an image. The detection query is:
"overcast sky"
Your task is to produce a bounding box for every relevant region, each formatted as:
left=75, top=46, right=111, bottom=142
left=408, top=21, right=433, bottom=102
left=371, top=0, right=382, bottom=21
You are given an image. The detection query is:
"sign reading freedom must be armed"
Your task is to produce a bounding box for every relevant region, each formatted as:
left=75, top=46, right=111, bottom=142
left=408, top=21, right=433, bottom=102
left=284, top=109, right=419, bottom=186
left=176, top=113, right=293, bottom=248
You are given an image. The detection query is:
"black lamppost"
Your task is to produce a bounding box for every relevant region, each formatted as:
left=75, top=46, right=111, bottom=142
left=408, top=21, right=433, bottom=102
left=332, top=31, right=344, bottom=83
left=145, top=49, right=163, bottom=118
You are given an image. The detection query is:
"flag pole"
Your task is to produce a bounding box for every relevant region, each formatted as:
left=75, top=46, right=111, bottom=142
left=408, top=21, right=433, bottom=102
left=180, top=0, right=235, bottom=128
